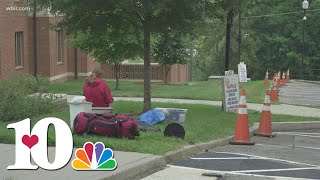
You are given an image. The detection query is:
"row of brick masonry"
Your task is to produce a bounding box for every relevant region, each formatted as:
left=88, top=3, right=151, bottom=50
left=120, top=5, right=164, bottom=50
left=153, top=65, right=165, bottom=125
left=0, top=0, right=188, bottom=83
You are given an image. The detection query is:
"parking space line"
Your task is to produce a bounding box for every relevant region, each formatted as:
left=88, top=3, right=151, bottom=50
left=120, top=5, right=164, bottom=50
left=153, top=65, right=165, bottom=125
left=232, top=167, right=320, bottom=173
left=167, top=165, right=308, bottom=180
left=256, top=142, right=320, bottom=151
left=191, top=157, right=266, bottom=160
left=255, top=143, right=289, bottom=148
left=292, top=146, right=320, bottom=151
left=167, top=164, right=222, bottom=174
left=216, top=152, right=318, bottom=167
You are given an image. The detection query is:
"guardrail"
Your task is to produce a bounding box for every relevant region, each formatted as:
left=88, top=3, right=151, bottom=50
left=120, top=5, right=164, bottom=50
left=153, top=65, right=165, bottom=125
left=290, top=69, right=320, bottom=81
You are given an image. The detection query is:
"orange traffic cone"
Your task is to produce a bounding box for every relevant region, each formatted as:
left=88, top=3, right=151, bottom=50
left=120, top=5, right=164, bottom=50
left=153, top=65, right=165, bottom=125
left=254, top=90, right=276, bottom=137
left=270, top=85, right=279, bottom=102
left=281, top=71, right=286, bottom=86
left=230, top=88, right=255, bottom=145
left=286, top=69, right=290, bottom=82
left=264, top=70, right=269, bottom=86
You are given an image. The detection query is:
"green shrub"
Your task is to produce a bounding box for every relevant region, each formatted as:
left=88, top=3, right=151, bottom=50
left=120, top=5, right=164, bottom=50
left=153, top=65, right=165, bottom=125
left=0, top=74, right=65, bottom=122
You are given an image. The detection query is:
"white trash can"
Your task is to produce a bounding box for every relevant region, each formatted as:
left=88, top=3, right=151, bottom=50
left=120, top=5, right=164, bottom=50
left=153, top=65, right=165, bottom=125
left=91, top=107, right=113, bottom=114
left=68, top=102, right=92, bottom=129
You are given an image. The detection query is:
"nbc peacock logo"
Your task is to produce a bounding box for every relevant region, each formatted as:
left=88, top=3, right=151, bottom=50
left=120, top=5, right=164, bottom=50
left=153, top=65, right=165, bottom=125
left=72, top=142, right=117, bottom=170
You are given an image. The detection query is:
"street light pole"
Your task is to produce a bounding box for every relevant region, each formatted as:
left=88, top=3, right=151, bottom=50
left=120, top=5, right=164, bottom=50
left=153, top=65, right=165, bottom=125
left=302, top=18, right=305, bottom=80
left=301, top=0, right=309, bottom=80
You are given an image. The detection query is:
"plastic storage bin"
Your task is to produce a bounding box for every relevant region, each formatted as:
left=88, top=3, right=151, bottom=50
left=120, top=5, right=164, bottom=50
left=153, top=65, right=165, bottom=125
left=68, top=102, right=92, bottom=129
left=154, top=108, right=188, bottom=125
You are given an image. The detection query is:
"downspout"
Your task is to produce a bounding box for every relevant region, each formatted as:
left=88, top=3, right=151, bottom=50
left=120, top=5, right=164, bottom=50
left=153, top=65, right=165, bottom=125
left=32, top=0, right=37, bottom=77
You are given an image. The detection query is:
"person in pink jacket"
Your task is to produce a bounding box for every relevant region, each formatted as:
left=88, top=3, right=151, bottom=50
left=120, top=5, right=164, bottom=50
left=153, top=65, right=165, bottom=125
left=83, top=68, right=114, bottom=107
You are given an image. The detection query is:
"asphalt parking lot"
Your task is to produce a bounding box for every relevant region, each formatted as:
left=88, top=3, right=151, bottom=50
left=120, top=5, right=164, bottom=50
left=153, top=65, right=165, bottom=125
left=168, top=131, right=320, bottom=180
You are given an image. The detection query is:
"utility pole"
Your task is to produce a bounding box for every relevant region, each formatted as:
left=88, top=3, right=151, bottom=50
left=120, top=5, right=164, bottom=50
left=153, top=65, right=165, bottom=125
left=225, top=10, right=235, bottom=71
left=237, top=10, right=241, bottom=64
left=301, top=19, right=305, bottom=80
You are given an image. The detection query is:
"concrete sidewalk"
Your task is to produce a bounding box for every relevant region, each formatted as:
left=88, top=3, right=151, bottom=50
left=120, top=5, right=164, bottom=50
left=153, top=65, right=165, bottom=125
left=0, top=144, right=165, bottom=180
left=112, top=97, right=320, bottom=118
left=66, top=96, right=320, bottom=118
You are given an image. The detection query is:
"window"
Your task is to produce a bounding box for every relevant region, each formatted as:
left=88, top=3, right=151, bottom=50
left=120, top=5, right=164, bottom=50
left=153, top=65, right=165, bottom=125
left=56, top=30, right=63, bottom=63
left=15, top=32, right=24, bottom=67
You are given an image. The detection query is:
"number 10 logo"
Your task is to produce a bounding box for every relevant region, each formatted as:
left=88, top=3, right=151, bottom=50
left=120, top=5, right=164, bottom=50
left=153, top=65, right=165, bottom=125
left=7, top=118, right=73, bottom=170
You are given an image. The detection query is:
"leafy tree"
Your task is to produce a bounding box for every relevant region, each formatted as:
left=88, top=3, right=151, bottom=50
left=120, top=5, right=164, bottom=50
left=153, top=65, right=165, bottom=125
left=71, top=28, right=142, bottom=90
left=192, top=19, right=226, bottom=79
left=37, top=0, right=216, bottom=111
left=154, top=32, right=189, bottom=84
left=241, top=0, right=320, bottom=79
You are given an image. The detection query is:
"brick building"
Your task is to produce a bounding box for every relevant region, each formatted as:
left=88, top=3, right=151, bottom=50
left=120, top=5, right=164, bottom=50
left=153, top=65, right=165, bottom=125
left=0, top=0, right=188, bottom=83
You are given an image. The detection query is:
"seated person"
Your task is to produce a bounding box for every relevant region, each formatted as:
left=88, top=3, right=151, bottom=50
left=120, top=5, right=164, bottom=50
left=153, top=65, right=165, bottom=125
left=83, top=68, right=114, bottom=107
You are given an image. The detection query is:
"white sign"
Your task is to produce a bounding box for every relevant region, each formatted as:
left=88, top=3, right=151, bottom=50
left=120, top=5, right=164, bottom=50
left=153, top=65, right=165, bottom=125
left=223, top=71, right=240, bottom=113
left=238, top=62, right=247, bottom=83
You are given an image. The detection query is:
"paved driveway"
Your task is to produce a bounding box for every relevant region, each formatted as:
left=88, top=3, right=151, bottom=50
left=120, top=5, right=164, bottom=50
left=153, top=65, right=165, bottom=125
left=279, top=81, right=320, bottom=106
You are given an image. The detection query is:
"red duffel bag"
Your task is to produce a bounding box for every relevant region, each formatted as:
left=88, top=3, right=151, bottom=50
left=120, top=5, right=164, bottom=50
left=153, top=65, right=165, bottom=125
left=74, top=112, right=139, bottom=139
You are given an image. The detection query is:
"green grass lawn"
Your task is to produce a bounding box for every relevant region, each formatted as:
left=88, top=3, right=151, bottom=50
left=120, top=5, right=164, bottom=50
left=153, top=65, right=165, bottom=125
left=49, top=80, right=270, bottom=103
left=1, top=101, right=319, bottom=155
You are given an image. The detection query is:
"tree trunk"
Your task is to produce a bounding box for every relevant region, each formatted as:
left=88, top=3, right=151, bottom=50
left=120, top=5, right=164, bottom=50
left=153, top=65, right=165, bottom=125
left=74, top=48, right=78, bottom=79
left=143, top=27, right=151, bottom=112
left=225, top=10, right=235, bottom=72
left=164, top=65, right=170, bottom=85
left=114, top=63, right=121, bottom=90
left=189, top=43, right=193, bottom=82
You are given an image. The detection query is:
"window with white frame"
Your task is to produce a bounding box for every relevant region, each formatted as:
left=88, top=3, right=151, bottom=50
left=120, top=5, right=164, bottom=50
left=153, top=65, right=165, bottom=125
left=56, top=30, right=63, bottom=63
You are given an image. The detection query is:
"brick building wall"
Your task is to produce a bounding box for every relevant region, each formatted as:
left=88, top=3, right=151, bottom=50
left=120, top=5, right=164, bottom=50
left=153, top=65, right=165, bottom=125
left=0, top=0, right=31, bottom=80
left=36, top=17, right=50, bottom=77
left=0, top=0, right=189, bottom=83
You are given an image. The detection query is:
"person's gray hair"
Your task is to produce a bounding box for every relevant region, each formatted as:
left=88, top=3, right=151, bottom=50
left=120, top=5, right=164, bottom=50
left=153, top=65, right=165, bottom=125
left=92, top=68, right=103, bottom=78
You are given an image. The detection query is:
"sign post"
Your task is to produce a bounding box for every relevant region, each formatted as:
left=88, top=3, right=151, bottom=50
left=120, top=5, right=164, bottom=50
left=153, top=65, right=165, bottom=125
left=222, top=70, right=240, bottom=113
left=238, top=62, right=247, bottom=83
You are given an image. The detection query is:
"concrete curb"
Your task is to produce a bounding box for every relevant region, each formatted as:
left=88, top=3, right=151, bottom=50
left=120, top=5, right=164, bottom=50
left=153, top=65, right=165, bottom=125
left=105, top=156, right=167, bottom=180
left=164, top=137, right=231, bottom=164
left=271, top=121, right=320, bottom=131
